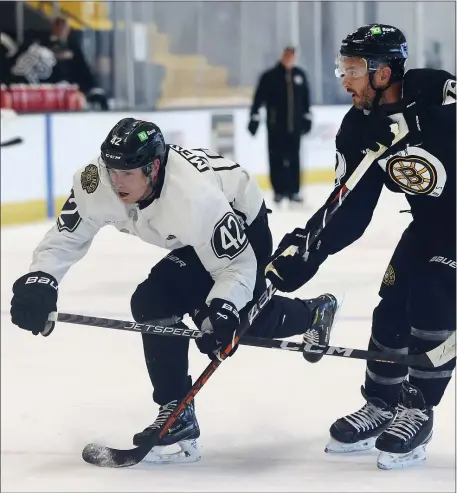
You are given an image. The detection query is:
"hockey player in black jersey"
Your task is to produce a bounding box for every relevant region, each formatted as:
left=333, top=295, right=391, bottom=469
left=266, top=24, right=456, bottom=470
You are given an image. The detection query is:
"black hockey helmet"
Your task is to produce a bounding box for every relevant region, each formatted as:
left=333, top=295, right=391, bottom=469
left=100, top=118, right=166, bottom=175
left=336, top=24, right=408, bottom=83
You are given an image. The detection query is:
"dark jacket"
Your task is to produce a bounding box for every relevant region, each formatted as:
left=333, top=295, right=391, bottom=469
left=9, top=33, right=96, bottom=94
left=250, top=62, right=311, bottom=135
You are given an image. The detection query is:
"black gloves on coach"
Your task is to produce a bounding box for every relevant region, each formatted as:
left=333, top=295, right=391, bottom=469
left=11, top=271, right=58, bottom=336
left=301, top=115, right=313, bottom=135
left=265, top=228, right=327, bottom=292
left=195, top=298, right=240, bottom=359
left=247, top=119, right=260, bottom=136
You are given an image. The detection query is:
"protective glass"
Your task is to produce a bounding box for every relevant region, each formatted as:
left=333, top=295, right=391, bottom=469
left=334, top=54, right=369, bottom=78
left=97, top=155, right=152, bottom=188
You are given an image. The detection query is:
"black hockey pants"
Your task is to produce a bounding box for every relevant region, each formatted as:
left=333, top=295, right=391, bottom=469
left=267, top=131, right=302, bottom=196
left=130, top=209, right=312, bottom=405
left=364, top=220, right=456, bottom=407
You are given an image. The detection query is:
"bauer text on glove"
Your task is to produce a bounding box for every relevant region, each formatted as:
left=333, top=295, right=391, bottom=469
left=195, top=298, right=240, bottom=358
left=11, top=271, right=58, bottom=336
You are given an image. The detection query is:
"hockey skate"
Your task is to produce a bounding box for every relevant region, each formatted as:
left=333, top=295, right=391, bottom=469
left=325, top=386, right=396, bottom=453
left=133, top=400, right=201, bottom=464
left=302, top=293, right=340, bottom=363
left=376, top=381, right=433, bottom=470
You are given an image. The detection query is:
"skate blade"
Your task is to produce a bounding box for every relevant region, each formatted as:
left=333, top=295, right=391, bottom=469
left=325, top=436, right=376, bottom=453
left=377, top=430, right=433, bottom=470
left=377, top=446, right=427, bottom=470
left=377, top=434, right=432, bottom=470
left=142, top=439, right=201, bottom=465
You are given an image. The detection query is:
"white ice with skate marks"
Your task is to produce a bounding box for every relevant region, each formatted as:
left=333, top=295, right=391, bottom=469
left=1, top=185, right=455, bottom=492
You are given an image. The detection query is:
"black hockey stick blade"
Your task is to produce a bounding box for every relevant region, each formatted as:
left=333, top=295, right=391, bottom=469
left=82, top=443, right=141, bottom=467
left=82, top=351, right=223, bottom=467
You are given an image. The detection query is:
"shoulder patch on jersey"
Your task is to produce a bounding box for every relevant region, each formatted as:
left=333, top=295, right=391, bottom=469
left=211, top=212, right=248, bottom=260
left=382, top=264, right=395, bottom=286
left=383, top=148, right=447, bottom=197
left=81, top=164, right=99, bottom=194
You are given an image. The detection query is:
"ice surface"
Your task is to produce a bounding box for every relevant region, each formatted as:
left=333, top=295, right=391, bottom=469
left=1, top=185, right=455, bottom=492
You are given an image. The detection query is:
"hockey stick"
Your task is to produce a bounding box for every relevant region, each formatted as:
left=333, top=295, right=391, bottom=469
left=265, top=123, right=408, bottom=274
left=81, top=282, right=276, bottom=467
left=80, top=125, right=409, bottom=467
left=264, top=124, right=409, bottom=360
left=0, top=137, right=23, bottom=147
left=54, top=311, right=456, bottom=369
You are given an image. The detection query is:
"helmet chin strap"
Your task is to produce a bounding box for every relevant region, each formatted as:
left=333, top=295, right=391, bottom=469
left=369, top=72, right=391, bottom=111
left=137, top=163, right=166, bottom=206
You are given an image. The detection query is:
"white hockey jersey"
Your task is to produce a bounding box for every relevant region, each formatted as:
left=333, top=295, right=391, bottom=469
left=29, top=146, right=265, bottom=310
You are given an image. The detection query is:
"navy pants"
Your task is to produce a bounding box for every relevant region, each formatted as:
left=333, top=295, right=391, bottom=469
left=365, top=221, right=455, bottom=407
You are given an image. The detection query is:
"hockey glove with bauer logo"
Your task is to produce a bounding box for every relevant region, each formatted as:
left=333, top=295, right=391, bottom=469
left=265, top=228, right=328, bottom=292
left=195, top=298, right=240, bottom=360
left=11, top=271, right=58, bottom=336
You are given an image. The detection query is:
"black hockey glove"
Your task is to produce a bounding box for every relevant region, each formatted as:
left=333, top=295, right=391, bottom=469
left=195, top=298, right=240, bottom=360
left=11, top=271, right=58, bottom=336
left=265, top=228, right=327, bottom=292
left=301, top=115, right=312, bottom=135
left=248, top=118, right=260, bottom=136
left=357, top=111, right=395, bottom=153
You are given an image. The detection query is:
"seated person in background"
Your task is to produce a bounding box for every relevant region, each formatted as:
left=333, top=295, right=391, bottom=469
left=9, top=16, right=108, bottom=111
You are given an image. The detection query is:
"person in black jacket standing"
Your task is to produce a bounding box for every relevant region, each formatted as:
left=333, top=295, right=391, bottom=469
left=248, top=46, right=312, bottom=205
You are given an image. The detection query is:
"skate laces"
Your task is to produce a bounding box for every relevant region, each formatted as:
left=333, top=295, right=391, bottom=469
left=148, top=400, right=178, bottom=431
left=384, top=406, right=429, bottom=441
left=303, top=328, right=320, bottom=345
left=303, top=295, right=336, bottom=345
left=344, top=402, right=393, bottom=432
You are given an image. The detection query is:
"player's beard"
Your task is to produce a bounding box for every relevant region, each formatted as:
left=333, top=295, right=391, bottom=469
left=352, top=85, right=374, bottom=110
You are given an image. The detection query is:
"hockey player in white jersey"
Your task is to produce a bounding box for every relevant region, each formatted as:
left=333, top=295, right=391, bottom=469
left=10, top=117, right=339, bottom=464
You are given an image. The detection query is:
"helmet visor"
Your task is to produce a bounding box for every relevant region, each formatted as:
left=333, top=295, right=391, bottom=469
left=97, top=155, right=153, bottom=188
left=335, top=54, right=368, bottom=78
left=335, top=53, right=394, bottom=79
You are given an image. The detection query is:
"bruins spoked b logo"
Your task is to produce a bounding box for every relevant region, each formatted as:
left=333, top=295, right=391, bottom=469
left=382, top=264, right=395, bottom=287
left=81, top=164, right=100, bottom=194
left=387, top=155, right=436, bottom=195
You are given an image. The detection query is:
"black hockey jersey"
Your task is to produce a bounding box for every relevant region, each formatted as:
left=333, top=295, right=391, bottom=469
left=303, top=68, right=456, bottom=257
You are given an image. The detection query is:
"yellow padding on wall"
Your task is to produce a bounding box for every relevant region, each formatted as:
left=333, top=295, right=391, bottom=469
left=254, top=169, right=334, bottom=191
left=1, top=197, right=67, bottom=227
